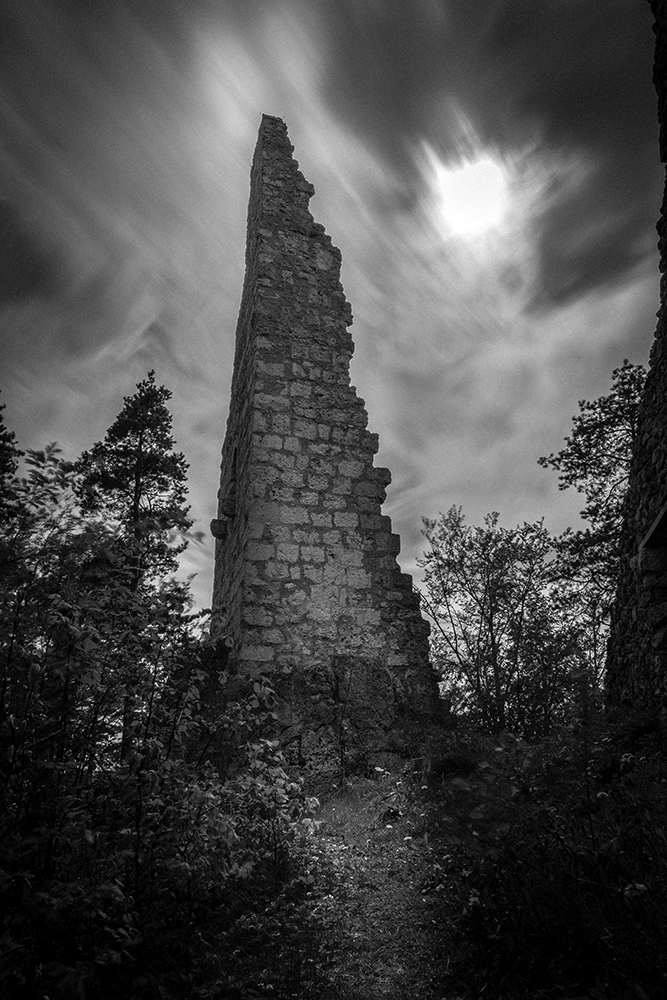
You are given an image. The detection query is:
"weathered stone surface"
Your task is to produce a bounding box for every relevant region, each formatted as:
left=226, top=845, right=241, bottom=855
left=212, top=115, right=438, bottom=736
left=607, top=0, right=667, bottom=714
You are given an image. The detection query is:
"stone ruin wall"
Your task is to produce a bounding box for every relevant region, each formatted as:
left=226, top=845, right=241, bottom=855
left=211, top=115, right=437, bottom=732
left=607, top=0, right=667, bottom=714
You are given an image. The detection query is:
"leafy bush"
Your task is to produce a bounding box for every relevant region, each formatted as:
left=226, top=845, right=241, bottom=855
left=0, top=398, right=338, bottom=998
left=441, top=713, right=667, bottom=999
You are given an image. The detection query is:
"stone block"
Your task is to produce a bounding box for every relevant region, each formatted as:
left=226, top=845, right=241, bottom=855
left=356, top=494, right=382, bottom=512
left=243, top=606, right=275, bottom=626
left=310, top=511, right=333, bottom=527
left=354, top=479, right=385, bottom=497
left=281, top=506, right=310, bottom=524
left=362, top=431, right=380, bottom=453
left=239, top=645, right=275, bottom=662
left=256, top=433, right=283, bottom=451
left=293, top=403, right=318, bottom=420
left=387, top=653, right=409, bottom=667
left=246, top=521, right=267, bottom=539
left=269, top=488, right=295, bottom=504
left=257, top=361, right=285, bottom=376
left=272, top=413, right=292, bottom=434
left=334, top=511, right=359, bottom=528
left=253, top=465, right=281, bottom=485
left=246, top=542, right=275, bottom=561
left=266, top=561, right=291, bottom=580
left=294, top=418, right=318, bottom=439
left=292, top=527, right=322, bottom=543
left=347, top=568, right=371, bottom=589
left=360, top=513, right=390, bottom=532
left=282, top=470, right=305, bottom=488
left=249, top=501, right=282, bottom=522
left=338, top=549, right=364, bottom=567
left=277, top=542, right=300, bottom=563
left=290, top=382, right=312, bottom=397
left=339, top=459, right=364, bottom=478
left=256, top=392, right=289, bottom=410
left=301, top=545, right=325, bottom=563
left=311, top=345, right=331, bottom=364
left=332, top=478, right=352, bottom=495
left=274, top=452, right=296, bottom=469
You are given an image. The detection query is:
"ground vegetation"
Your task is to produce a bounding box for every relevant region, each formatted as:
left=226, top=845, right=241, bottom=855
left=0, top=365, right=664, bottom=1000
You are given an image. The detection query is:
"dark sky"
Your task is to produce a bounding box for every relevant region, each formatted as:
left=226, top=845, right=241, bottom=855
left=0, top=0, right=662, bottom=607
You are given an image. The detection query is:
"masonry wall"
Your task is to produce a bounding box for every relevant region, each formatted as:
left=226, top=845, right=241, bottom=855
left=211, top=115, right=437, bottom=730
left=607, top=0, right=667, bottom=713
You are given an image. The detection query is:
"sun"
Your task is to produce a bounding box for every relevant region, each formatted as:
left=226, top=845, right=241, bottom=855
left=422, top=143, right=510, bottom=236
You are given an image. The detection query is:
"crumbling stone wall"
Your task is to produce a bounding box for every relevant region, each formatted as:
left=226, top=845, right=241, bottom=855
left=607, top=0, right=667, bottom=713
left=211, top=115, right=437, bottom=738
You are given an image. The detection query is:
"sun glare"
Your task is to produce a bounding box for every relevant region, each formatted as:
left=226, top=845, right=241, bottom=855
left=423, top=143, right=510, bottom=236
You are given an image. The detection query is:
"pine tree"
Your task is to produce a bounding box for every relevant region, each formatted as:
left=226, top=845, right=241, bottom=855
left=74, top=372, right=192, bottom=757
left=538, top=360, right=646, bottom=682
left=0, top=395, right=22, bottom=519
left=75, top=371, right=190, bottom=587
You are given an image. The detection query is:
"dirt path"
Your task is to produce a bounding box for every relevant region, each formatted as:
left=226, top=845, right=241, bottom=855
left=313, top=771, right=460, bottom=1000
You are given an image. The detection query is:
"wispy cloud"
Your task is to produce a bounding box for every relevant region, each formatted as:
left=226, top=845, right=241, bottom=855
left=0, top=0, right=661, bottom=609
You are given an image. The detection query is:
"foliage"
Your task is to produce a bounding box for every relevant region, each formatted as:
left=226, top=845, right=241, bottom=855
left=538, top=360, right=646, bottom=676
left=439, top=713, right=667, bottom=999
left=420, top=507, right=584, bottom=739
left=0, top=394, right=335, bottom=1000
left=74, top=372, right=196, bottom=760
left=75, top=371, right=191, bottom=585
left=538, top=360, right=645, bottom=534
left=0, top=395, right=22, bottom=512
left=3, top=358, right=660, bottom=1000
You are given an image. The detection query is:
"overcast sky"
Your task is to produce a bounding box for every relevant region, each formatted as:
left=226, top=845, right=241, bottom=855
left=0, top=0, right=662, bottom=609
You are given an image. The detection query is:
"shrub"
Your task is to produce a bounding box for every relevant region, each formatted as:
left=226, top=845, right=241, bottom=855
left=442, top=713, right=667, bottom=999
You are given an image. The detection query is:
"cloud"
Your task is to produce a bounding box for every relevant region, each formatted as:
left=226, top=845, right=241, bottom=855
left=0, top=0, right=661, bottom=611
left=314, top=0, right=660, bottom=306
left=0, top=202, right=61, bottom=302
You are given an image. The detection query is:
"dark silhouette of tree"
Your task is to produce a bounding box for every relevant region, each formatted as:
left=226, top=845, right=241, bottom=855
left=0, top=395, right=22, bottom=519
left=0, top=400, right=326, bottom=1000
left=73, top=373, right=192, bottom=758
left=75, top=371, right=191, bottom=588
left=538, top=359, right=646, bottom=682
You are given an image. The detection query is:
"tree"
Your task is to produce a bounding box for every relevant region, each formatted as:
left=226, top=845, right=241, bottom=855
left=0, top=415, right=329, bottom=999
left=75, top=371, right=191, bottom=587
left=74, top=373, right=193, bottom=758
left=420, top=507, right=583, bottom=739
left=0, top=395, right=22, bottom=518
left=538, top=360, right=646, bottom=680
